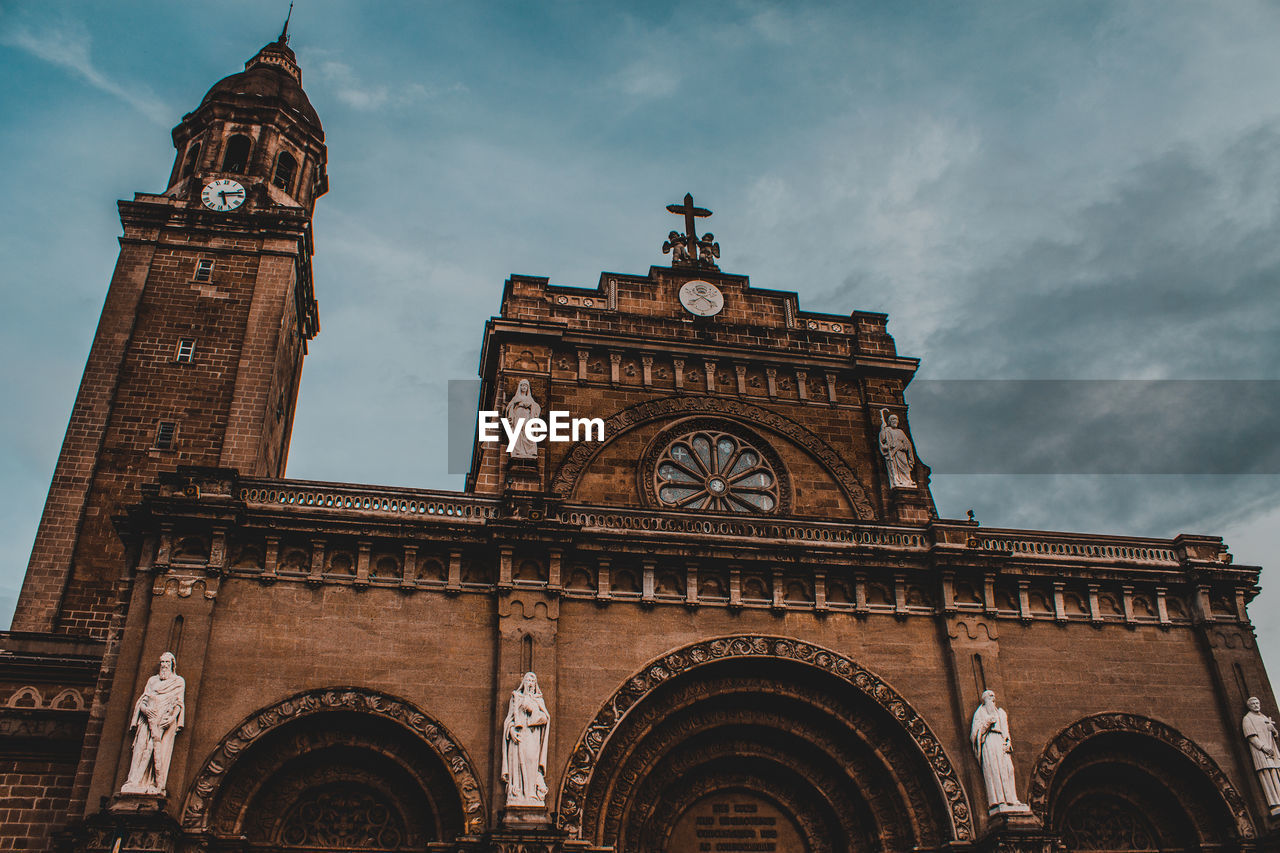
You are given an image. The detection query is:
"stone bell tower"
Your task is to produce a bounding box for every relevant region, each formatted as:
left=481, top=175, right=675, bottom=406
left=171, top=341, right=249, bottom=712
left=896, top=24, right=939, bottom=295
left=11, top=25, right=327, bottom=638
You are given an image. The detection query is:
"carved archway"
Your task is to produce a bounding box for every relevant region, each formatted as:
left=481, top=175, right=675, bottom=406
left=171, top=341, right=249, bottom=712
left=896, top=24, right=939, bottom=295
left=557, top=635, right=973, bottom=849
left=1027, top=713, right=1256, bottom=845
left=549, top=395, right=877, bottom=518
left=181, top=688, right=485, bottom=842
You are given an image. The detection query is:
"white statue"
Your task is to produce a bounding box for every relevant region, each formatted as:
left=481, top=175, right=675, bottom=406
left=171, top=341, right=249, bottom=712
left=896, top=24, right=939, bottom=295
left=878, top=409, right=916, bottom=489
left=1243, top=696, right=1280, bottom=814
left=504, top=379, right=541, bottom=460
left=970, top=690, right=1028, bottom=813
left=120, top=652, right=186, bottom=796
left=502, top=671, right=550, bottom=806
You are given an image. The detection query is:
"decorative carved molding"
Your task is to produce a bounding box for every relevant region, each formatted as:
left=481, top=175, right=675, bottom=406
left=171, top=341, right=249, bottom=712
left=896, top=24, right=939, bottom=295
left=277, top=785, right=408, bottom=848
left=591, top=675, right=933, bottom=849
left=555, top=635, right=972, bottom=842
left=180, top=688, right=486, bottom=836
left=151, top=573, right=219, bottom=600
left=587, top=668, right=941, bottom=848
left=1026, top=712, right=1256, bottom=839
left=1060, top=795, right=1159, bottom=850
left=549, top=395, right=875, bottom=518
left=209, top=724, right=451, bottom=842
left=1207, top=626, right=1257, bottom=650
left=948, top=617, right=998, bottom=641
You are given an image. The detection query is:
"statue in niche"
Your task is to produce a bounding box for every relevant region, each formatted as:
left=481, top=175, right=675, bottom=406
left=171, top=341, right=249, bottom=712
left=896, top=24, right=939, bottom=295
left=969, top=690, right=1028, bottom=813
left=502, top=672, right=550, bottom=806
left=1243, top=696, right=1280, bottom=814
left=503, top=379, right=541, bottom=460
left=120, top=652, right=186, bottom=796
left=878, top=408, right=917, bottom=489
left=662, top=230, right=692, bottom=265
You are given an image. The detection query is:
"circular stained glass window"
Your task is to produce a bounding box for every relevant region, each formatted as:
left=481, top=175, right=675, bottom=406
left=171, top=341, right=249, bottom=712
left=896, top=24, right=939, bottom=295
left=653, top=430, right=780, bottom=513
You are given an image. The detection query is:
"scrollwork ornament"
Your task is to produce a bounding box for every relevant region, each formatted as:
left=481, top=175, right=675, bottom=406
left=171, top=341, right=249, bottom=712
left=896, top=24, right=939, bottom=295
left=181, top=688, right=486, bottom=836
left=555, top=634, right=972, bottom=841
left=1026, top=712, right=1255, bottom=839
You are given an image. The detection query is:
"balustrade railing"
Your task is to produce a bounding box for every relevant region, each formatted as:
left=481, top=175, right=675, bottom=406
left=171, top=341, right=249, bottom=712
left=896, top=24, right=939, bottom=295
left=234, top=479, right=1186, bottom=565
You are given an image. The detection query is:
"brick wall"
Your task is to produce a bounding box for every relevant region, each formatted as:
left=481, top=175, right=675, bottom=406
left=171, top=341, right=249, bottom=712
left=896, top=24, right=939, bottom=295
left=15, top=204, right=313, bottom=639
left=0, top=759, right=75, bottom=851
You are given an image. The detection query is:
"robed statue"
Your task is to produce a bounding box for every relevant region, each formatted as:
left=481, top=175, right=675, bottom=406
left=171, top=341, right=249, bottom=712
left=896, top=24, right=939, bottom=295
left=502, top=671, right=550, bottom=806
left=970, top=690, right=1028, bottom=813
left=120, top=652, right=186, bottom=796
left=503, top=379, right=541, bottom=460
left=878, top=409, right=916, bottom=489
left=1243, top=696, right=1280, bottom=814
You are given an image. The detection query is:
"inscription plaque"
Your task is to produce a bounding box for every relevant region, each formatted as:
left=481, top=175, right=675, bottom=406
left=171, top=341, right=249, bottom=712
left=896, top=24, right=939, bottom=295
left=667, top=791, right=805, bottom=852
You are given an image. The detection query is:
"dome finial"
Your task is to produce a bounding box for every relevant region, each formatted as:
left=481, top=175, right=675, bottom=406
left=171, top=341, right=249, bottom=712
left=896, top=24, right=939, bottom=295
left=278, top=1, right=293, bottom=45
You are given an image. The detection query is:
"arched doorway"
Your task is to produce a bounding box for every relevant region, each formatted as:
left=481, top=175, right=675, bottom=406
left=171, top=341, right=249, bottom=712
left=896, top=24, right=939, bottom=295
left=181, top=689, right=485, bottom=849
left=559, top=636, right=972, bottom=852
left=1028, top=714, right=1256, bottom=851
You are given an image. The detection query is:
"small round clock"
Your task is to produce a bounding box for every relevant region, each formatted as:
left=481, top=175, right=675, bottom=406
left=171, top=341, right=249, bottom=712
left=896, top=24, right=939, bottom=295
left=678, top=280, right=724, bottom=317
left=201, top=178, right=246, bottom=212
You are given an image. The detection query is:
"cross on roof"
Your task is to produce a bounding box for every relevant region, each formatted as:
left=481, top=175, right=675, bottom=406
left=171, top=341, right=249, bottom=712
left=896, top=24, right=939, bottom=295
left=666, top=193, right=712, bottom=244
left=663, top=193, right=719, bottom=268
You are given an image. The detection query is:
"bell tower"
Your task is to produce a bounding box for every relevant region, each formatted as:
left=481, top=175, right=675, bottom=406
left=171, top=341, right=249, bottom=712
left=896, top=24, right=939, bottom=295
left=11, top=26, right=327, bottom=637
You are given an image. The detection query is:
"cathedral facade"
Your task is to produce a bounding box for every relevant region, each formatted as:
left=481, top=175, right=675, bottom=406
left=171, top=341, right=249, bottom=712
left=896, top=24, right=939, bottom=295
left=2, top=31, right=1279, bottom=853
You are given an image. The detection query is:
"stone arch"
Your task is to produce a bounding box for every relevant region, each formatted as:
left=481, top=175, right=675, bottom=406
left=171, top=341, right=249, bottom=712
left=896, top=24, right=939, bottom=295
left=49, top=688, right=84, bottom=710
left=1027, top=712, right=1256, bottom=843
left=5, top=685, right=42, bottom=708
left=549, top=395, right=876, bottom=518
left=557, top=635, right=973, bottom=848
left=181, top=688, right=485, bottom=841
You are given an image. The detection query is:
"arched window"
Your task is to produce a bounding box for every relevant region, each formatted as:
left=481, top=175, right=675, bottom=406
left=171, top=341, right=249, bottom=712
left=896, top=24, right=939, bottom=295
left=222, top=134, right=252, bottom=174
left=272, top=151, right=298, bottom=192
left=181, top=142, right=201, bottom=178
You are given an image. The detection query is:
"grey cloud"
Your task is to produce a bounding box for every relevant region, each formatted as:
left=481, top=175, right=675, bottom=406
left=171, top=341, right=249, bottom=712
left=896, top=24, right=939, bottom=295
left=907, top=380, right=1280, bottom=475
left=920, top=127, right=1280, bottom=380
left=929, top=473, right=1280, bottom=552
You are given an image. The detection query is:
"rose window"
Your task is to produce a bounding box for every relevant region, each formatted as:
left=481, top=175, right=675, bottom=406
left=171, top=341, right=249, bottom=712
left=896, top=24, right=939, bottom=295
left=653, top=430, right=780, bottom=513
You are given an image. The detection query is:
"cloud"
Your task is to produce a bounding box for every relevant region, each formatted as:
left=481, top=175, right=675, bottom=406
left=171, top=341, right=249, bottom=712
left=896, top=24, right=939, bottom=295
left=612, top=60, right=680, bottom=100
left=930, top=473, right=1280, bottom=548
left=1, top=19, right=169, bottom=124
left=314, top=60, right=460, bottom=111
left=916, top=127, right=1280, bottom=381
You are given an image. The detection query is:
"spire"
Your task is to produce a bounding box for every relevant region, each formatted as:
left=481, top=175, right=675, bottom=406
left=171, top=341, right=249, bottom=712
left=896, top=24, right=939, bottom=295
left=278, top=1, right=293, bottom=45
left=245, top=7, right=302, bottom=84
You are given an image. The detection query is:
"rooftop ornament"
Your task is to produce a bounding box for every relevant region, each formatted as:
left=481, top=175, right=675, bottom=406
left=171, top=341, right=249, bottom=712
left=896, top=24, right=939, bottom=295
left=663, top=193, right=720, bottom=269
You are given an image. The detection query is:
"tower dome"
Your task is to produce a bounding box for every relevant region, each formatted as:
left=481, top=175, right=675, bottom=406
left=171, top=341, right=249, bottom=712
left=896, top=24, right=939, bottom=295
left=166, top=24, right=328, bottom=212
left=197, top=35, right=322, bottom=134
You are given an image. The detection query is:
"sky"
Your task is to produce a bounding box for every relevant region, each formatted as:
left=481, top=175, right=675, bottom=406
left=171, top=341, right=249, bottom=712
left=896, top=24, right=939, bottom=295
left=0, top=2, right=1277, bottom=669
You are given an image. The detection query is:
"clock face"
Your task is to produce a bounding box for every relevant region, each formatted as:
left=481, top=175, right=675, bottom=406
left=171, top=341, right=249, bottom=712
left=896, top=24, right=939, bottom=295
left=201, top=178, right=246, bottom=212
left=678, top=280, right=724, bottom=317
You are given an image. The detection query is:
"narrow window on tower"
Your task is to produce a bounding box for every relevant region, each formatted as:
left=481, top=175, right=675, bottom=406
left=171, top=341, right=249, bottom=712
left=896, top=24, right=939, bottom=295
left=181, top=142, right=201, bottom=178
left=154, top=421, right=178, bottom=450
left=272, top=151, right=298, bottom=192
left=175, top=339, right=196, bottom=363
left=194, top=259, right=214, bottom=282
left=222, top=134, right=252, bottom=174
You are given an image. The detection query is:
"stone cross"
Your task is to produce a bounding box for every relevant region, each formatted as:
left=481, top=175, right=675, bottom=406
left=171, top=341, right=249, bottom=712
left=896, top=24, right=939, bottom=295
left=664, top=193, right=712, bottom=266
